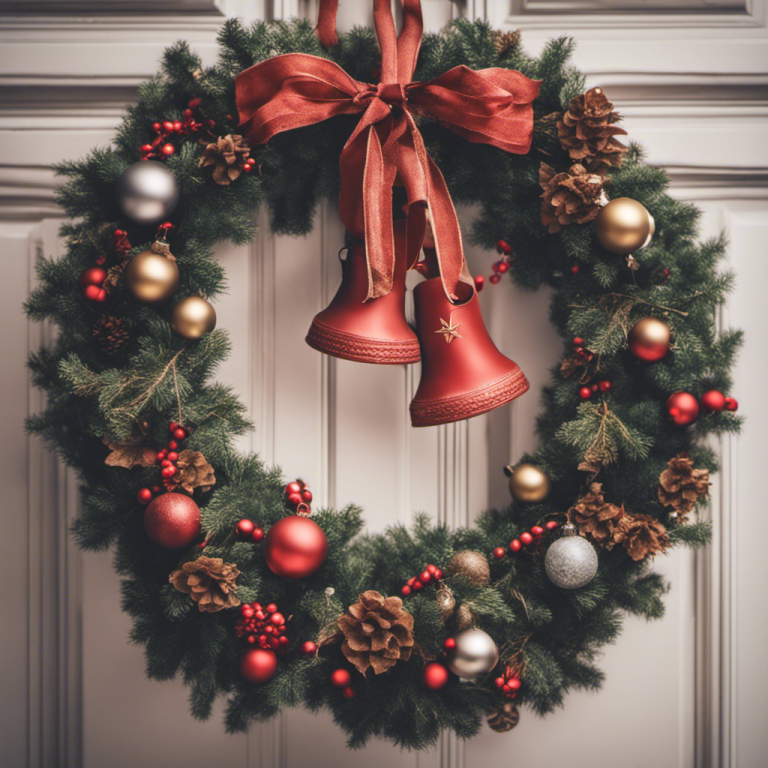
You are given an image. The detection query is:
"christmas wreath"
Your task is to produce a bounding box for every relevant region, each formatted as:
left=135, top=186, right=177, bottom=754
left=26, top=1, right=742, bottom=751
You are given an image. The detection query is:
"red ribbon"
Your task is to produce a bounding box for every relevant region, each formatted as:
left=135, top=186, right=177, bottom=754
left=235, top=0, right=540, bottom=300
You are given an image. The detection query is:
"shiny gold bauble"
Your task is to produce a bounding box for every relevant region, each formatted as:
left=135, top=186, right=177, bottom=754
left=447, top=550, right=491, bottom=586
left=595, top=197, right=654, bottom=255
left=170, top=296, right=217, bottom=339
left=125, top=250, right=179, bottom=303
left=628, top=317, right=670, bottom=362
left=445, top=628, right=499, bottom=681
left=505, top=463, right=550, bottom=502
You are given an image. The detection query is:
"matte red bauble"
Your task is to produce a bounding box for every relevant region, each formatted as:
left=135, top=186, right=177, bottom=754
left=263, top=515, right=328, bottom=579
left=700, top=389, right=727, bottom=413
left=666, top=391, right=699, bottom=426
left=143, top=493, right=201, bottom=549
left=239, top=648, right=278, bottom=684
left=628, top=317, right=670, bottom=362
left=423, top=662, right=449, bottom=690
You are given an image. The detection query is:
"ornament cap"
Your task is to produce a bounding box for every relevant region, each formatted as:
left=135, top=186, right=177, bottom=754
left=503, top=464, right=515, bottom=478
left=561, top=522, right=578, bottom=537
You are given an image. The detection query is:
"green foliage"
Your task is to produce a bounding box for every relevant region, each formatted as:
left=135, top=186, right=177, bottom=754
left=25, top=17, right=740, bottom=752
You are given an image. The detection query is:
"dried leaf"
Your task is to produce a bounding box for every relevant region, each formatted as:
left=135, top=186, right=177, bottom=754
left=164, top=449, right=215, bottom=493
left=103, top=435, right=156, bottom=469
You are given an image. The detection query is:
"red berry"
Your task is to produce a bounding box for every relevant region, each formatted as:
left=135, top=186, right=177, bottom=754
left=169, top=422, right=179, bottom=432
left=172, top=120, right=183, bottom=132
left=188, top=98, right=202, bottom=109
left=509, top=539, right=522, bottom=553
left=497, top=239, right=511, bottom=254
left=520, top=532, right=534, bottom=546
left=183, top=109, right=193, bottom=120
left=502, top=683, right=511, bottom=693
left=161, top=466, right=176, bottom=478
left=161, top=459, right=173, bottom=467
left=570, top=263, right=580, bottom=275
left=531, top=526, right=544, bottom=537
left=152, top=122, right=162, bottom=133
left=241, top=605, right=254, bottom=617
left=508, top=678, right=522, bottom=691
left=489, top=274, right=501, bottom=284
left=138, top=488, right=152, bottom=504
left=285, top=482, right=302, bottom=495
left=598, top=380, right=612, bottom=392
left=95, top=289, right=107, bottom=302
left=420, top=571, right=432, bottom=584
left=443, top=638, right=456, bottom=651
left=427, top=564, right=437, bottom=575
left=401, top=585, right=412, bottom=596
left=236, top=519, right=255, bottom=538
left=167, top=451, right=179, bottom=462
left=546, top=521, right=559, bottom=531
left=300, top=641, right=317, bottom=657
left=412, top=580, right=424, bottom=591
left=497, top=261, right=509, bottom=274
left=423, top=662, right=449, bottom=690
left=591, top=383, right=599, bottom=392
left=270, top=612, right=285, bottom=626
left=287, top=492, right=302, bottom=506
left=573, top=337, right=584, bottom=346
left=725, top=397, right=739, bottom=412
left=167, top=440, right=178, bottom=450
left=242, top=163, right=253, bottom=173
left=493, top=547, right=506, bottom=560
left=161, top=143, right=175, bottom=157
left=161, top=121, right=174, bottom=133
left=151, top=486, right=162, bottom=495
left=173, top=427, right=187, bottom=440
left=330, top=669, right=351, bottom=688
left=156, top=450, right=167, bottom=461
left=495, top=677, right=505, bottom=688
left=254, top=610, right=265, bottom=621
left=301, top=490, right=313, bottom=503
left=83, top=284, right=101, bottom=301
left=140, top=143, right=154, bottom=155
left=342, top=686, right=355, bottom=700
left=433, top=569, right=443, bottom=580
left=579, top=386, right=593, bottom=400
left=265, top=603, right=277, bottom=614
left=252, top=527, right=264, bottom=542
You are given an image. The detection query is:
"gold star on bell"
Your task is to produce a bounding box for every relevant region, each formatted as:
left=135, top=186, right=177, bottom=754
left=436, top=317, right=462, bottom=344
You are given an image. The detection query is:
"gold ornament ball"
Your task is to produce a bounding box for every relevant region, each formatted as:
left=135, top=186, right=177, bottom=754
left=595, top=198, right=654, bottom=255
left=171, top=297, right=217, bottom=340
left=447, top=550, right=491, bottom=586
left=125, top=250, right=179, bottom=303
left=445, top=628, right=499, bottom=681
left=506, top=463, right=550, bottom=502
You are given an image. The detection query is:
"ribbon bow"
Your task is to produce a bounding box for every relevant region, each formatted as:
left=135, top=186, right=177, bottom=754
left=235, top=0, right=540, bottom=300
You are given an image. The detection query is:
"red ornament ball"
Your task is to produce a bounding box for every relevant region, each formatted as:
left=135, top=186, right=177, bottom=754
left=144, top=493, right=201, bottom=549
left=423, top=662, right=450, bottom=691
left=401, top=585, right=412, bottom=596
left=666, top=391, right=699, bottom=426
left=79, top=266, right=107, bottom=291
left=137, top=488, right=152, bottom=504
left=239, top=648, right=278, bottom=685
left=443, top=638, right=456, bottom=652
left=263, top=515, right=328, bottom=579
left=725, top=397, right=739, bottom=412
left=579, top=386, right=592, bottom=400
left=173, top=427, right=187, bottom=440
left=628, top=317, right=671, bottom=362
left=493, top=547, right=506, bottom=560
left=252, top=527, right=265, bottom=543
left=330, top=668, right=351, bottom=688
left=236, top=519, right=255, bottom=538
left=509, top=539, right=522, bottom=552
left=701, top=390, right=727, bottom=413
left=300, top=641, right=317, bottom=657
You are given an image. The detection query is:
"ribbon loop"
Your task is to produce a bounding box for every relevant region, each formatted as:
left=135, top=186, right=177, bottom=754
left=236, top=0, right=541, bottom=301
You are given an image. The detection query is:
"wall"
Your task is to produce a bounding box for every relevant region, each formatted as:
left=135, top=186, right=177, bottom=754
left=1, top=1, right=767, bottom=766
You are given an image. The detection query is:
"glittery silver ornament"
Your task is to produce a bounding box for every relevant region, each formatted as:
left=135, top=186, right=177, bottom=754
left=544, top=523, right=598, bottom=589
left=445, top=628, right=499, bottom=681
left=117, top=161, right=179, bottom=225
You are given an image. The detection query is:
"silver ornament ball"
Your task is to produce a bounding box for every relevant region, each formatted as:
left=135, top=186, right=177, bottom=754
left=117, top=160, right=179, bottom=225
left=445, top=628, right=499, bottom=681
left=544, top=523, right=598, bottom=589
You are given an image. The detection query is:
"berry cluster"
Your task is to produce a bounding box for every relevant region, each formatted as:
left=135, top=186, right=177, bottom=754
left=235, top=518, right=264, bottom=543
left=701, top=389, right=738, bottom=414
left=400, top=563, right=443, bottom=596
left=140, top=98, right=215, bottom=160
left=488, top=239, right=513, bottom=285
left=330, top=668, right=355, bottom=699
left=284, top=480, right=313, bottom=513
left=235, top=601, right=289, bottom=653
left=137, top=422, right=189, bottom=504
left=579, top=379, right=611, bottom=400
left=79, top=266, right=110, bottom=305
left=494, top=521, right=560, bottom=559
left=494, top=667, right=522, bottom=700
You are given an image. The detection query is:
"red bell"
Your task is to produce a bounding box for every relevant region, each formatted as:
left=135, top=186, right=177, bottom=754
left=305, top=220, right=420, bottom=365
left=409, top=277, right=529, bottom=427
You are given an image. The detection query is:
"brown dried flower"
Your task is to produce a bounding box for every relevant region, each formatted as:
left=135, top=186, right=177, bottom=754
left=540, top=163, right=606, bottom=233
left=620, top=514, right=670, bottom=561
left=199, top=134, right=251, bottom=185
left=557, top=87, right=627, bottom=173
left=164, top=449, right=216, bottom=493
left=568, top=482, right=626, bottom=550
left=338, top=590, right=415, bottom=675
left=170, top=556, right=240, bottom=613
left=658, top=454, right=709, bottom=519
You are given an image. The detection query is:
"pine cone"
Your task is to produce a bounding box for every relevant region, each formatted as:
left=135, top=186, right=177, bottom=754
left=540, top=163, right=606, bottom=233
left=169, top=556, right=240, bottom=613
left=568, top=482, right=626, bottom=550
left=658, top=454, right=709, bottom=519
left=491, top=29, right=521, bottom=56
left=93, top=315, right=129, bottom=355
left=165, top=449, right=216, bottom=493
left=338, top=590, right=415, bottom=675
left=487, top=702, right=520, bottom=733
left=199, top=134, right=250, bottom=185
left=620, top=514, right=670, bottom=561
left=557, top=87, right=627, bottom=173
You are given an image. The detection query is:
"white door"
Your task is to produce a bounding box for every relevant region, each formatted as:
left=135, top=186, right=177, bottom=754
left=2, top=2, right=767, bottom=767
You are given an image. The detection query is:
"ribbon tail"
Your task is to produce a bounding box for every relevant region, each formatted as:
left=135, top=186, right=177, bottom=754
left=316, top=0, right=339, bottom=48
